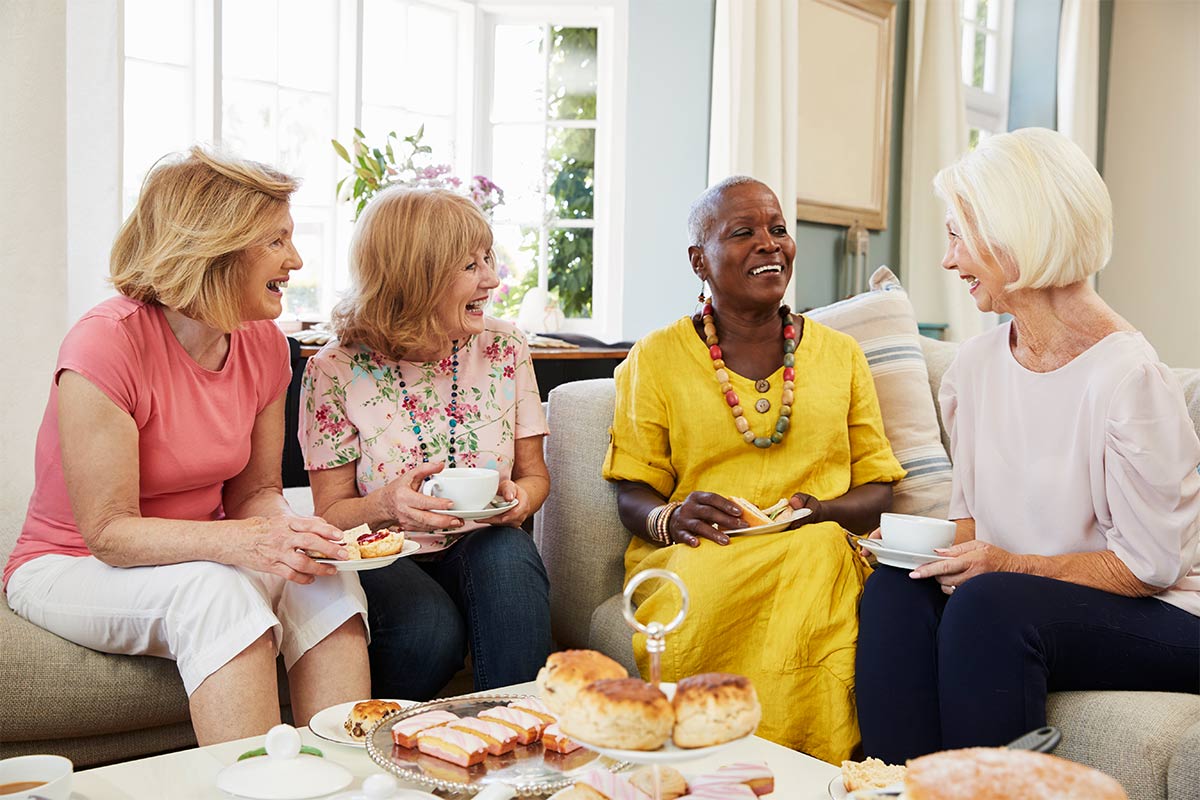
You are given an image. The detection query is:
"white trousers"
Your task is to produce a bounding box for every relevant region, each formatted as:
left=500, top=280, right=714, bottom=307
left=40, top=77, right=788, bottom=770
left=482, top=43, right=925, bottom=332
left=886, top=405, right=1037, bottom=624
left=6, top=554, right=369, bottom=695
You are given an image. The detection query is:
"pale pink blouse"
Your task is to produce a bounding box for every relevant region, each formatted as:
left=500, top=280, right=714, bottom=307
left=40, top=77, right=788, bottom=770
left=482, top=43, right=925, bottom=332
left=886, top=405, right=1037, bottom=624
left=299, top=318, right=548, bottom=554
left=941, top=322, right=1200, bottom=616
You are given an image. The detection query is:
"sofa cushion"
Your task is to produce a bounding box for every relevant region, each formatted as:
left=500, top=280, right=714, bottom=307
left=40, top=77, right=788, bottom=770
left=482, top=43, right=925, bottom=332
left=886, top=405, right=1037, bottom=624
left=807, top=267, right=953, bottom=518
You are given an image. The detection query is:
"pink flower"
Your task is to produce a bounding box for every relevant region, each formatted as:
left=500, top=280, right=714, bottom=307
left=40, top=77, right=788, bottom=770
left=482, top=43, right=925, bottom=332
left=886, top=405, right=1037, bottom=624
left=402, top=395, right=418, bottom=412
left=437, top=357, right=454, bottom=375
left=503, top=365, right=515, bottom=379
left=484, top=342, right=501, bottom=360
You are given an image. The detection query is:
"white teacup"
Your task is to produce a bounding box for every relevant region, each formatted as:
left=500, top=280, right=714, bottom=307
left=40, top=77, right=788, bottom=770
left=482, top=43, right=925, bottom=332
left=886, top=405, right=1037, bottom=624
left=422, top=467, right=500, bottom=511
left=0, top=754, right=73, bottom=800
left=880, top=513, right=956, bottom=555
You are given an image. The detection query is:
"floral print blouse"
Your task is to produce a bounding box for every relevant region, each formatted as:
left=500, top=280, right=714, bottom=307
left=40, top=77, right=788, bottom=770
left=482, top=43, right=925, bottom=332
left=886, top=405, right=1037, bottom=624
left=299, top=317, right=548, bottom=553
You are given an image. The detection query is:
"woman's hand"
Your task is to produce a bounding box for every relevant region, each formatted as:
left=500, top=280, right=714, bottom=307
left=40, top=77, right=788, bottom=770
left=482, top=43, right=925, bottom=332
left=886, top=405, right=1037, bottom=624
left=237, top=515, right=349, bottom=584
left=378, top=462, right=464, bottom=531
left=480, top=479, right=529, bottom=527
left=787, top=492, right=825, bottom=528
left=669, top=492, right=747, bottom=548
left=910, top=539, right=1026, bottom=595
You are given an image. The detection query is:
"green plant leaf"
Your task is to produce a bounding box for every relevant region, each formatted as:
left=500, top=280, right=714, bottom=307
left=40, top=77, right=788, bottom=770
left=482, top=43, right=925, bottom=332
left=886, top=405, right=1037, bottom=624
left=354, top=127, right=365, bottom=139
left=331, top=139, right=351, bottom=163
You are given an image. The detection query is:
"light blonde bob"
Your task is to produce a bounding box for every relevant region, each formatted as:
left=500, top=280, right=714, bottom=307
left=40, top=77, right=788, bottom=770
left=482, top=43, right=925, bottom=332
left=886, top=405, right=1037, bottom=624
left=110, top=146, right=298, bottom=332
left=933, top=127, right=1112, bottom=291
left=332, top=186, right=493, bottom=360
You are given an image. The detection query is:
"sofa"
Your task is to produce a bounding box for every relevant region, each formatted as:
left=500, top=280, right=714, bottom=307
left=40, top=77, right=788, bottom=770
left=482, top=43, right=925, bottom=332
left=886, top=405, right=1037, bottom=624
left=532, top=335, right=1200, bottom=800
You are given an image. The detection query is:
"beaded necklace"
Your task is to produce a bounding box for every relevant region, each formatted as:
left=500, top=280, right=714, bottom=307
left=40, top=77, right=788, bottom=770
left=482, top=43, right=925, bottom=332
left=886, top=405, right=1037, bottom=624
left=702, top=302, right=797, bottom=448
left=397, top=340, right=460, bottom=467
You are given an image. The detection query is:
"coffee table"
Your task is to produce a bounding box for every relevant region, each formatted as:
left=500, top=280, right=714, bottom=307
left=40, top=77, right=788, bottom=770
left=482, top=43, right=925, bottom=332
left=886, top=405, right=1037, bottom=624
left=71, top=682, right=839, bottom=799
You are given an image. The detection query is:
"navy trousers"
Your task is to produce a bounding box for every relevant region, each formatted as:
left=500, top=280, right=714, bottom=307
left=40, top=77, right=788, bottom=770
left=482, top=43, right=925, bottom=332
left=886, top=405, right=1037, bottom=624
left=856, top=566, right=1200, bottom=763
left=358, top=525, right=553, bottom=699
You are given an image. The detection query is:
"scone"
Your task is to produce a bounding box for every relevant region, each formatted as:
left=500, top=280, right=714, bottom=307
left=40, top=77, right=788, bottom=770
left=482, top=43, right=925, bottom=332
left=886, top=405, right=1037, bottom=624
left=356, top=527, right=406, bottom=558
left=628, top=765, right=687, bottom=800
left=343, top=699, right=402, bottom=741
left=558, top=678, right=674, bottom=751
left=905, top=748, right=1129, bottom=800
left=537, top=650, right=629, bottom=714
left=670, top=672, right=761, bottom=748
left=841, top=756, right=906, bottom=792
left=304, top=523, right=364, bottom=560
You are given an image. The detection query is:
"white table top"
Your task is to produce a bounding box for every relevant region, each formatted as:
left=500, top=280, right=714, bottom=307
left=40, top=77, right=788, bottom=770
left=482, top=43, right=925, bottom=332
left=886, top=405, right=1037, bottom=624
left=72, top=683, right=839, bottom=799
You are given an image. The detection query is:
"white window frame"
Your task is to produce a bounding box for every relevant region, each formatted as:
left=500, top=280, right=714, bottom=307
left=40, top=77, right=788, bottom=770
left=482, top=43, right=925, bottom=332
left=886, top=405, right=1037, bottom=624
left=474, top=1, right=625, bottom=341
left=961, top=0, right=1014, bottom=137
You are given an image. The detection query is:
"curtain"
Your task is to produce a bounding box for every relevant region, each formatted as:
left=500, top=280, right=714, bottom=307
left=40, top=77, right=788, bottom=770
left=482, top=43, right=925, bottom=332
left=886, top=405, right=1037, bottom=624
left=899, top=0, right=980, bottom=342
left=708, top=0, right=800, bottom=249
left=1057, top=0, right=1100, bottom=165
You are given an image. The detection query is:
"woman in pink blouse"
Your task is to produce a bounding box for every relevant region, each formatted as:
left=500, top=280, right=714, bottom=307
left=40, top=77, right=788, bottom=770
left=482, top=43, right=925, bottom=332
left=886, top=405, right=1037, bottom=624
left=4, top=148, right=370, bottom=745
left=300, top=186, right=552, bottom=698
left=856, top=128, right=1200, bottom=762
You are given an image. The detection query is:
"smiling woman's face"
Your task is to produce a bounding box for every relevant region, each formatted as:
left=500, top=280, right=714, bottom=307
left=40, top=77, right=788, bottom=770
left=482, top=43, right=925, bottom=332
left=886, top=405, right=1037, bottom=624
left=692, top=182, right=795, bottom=313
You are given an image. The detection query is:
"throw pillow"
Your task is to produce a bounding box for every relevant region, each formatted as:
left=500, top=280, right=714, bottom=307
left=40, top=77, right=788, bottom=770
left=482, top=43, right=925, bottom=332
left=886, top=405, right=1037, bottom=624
left=807, top=267, right=953, bottom=519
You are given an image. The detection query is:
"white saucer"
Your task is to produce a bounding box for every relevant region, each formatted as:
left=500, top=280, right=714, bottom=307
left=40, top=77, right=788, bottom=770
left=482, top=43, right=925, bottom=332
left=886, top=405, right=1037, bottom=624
left=828, top=774, right=850, bottom=799
left=724, top=507, right=813, bottom=536
left=564, top=682, right=754, bottom=764
left=309, top=699, right=413, bottom=747
left=858, top=538, right=950, bottom=570
left=315, top=539, right=420, bottom=571
left=428, top=497, right=519, bottom=521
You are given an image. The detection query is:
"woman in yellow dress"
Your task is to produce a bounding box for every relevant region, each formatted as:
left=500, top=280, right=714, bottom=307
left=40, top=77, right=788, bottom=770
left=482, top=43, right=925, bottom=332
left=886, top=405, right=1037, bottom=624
left=602, top=176, right=905, bottom=761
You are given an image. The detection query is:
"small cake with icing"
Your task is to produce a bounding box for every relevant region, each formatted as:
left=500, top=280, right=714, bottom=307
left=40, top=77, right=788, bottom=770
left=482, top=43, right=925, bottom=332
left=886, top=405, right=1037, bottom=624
left=478, top=706, right=546, bottom=745
left=542, top=722, right=583, bottom=754
left=575, top=768, right=652, bottom=799
left=446, top=717, right=519, bottom=756
left=509, top=696, right=558, bottom=724
left=390, top=709, right=459, bottom=748
left=415, top=726, right=488, bottom=768
left=627, top=765, right=687, bottom=800
left=683, top=784, right=757, bottom=799
left=688, top=762, right=775, bottom=796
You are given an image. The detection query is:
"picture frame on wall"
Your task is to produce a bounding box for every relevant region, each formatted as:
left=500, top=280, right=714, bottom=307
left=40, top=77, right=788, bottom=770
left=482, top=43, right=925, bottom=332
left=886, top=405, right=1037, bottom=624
left=795, top=0, right=897, bottom=230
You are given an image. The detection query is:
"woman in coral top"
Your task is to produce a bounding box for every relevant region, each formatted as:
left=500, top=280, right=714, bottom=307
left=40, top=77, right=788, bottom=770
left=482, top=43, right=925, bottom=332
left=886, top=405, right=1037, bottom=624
left=3, top=148, right=370, bottom=745
left=856, top=128, right=1200, bottom=762
left=300, top=186, right=552, bottom=699
left=601, top=176, right=905, bottom=761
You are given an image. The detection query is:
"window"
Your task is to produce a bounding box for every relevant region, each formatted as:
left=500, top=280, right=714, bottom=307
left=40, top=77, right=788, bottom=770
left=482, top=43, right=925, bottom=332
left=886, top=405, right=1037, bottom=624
left=960, top=0, right=1014, bottom=147
left=121, top=0, right=619, bottom=335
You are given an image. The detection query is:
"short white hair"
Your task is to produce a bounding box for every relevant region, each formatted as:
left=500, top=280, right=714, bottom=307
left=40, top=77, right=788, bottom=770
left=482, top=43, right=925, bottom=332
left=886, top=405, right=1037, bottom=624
left=688, top=175, right=765, bottom=246
left=933, top=127, right=1112, bottom=290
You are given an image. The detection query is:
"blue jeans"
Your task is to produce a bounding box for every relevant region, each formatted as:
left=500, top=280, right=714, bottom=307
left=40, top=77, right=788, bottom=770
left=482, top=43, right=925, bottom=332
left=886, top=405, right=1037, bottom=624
left=856, top=566, right=1200, bottom=764
left=358, top=526, right=552, bottom=699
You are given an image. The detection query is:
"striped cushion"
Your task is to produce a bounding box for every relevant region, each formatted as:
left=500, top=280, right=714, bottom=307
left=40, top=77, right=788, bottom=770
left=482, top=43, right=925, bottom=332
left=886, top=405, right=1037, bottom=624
left=807, top=267, right=952, bottom=518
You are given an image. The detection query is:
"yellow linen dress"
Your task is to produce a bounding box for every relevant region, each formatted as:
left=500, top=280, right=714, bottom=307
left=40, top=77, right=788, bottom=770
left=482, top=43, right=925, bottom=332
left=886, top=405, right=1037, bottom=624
left=602, top=316, right=905, bottom=762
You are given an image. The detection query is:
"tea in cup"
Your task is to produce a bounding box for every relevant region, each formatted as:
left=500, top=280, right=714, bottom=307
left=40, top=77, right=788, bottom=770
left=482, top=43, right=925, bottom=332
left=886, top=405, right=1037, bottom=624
left=422, top=467, right=500, bottom=511
left=0, top=754, right=73, bottom=800
left=879, top=513, right=956, bottom=555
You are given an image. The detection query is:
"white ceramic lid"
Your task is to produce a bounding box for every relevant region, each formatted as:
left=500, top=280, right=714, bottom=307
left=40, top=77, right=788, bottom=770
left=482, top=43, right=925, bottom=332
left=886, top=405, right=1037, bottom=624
left=326, top=774, right=443, bottom=800
left=217, top=725, right=354, bottom=800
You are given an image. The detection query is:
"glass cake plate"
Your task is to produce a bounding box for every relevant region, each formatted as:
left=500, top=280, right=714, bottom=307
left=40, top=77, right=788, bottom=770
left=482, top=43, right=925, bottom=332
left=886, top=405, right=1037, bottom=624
left=365, top=693, right=630, bottom=796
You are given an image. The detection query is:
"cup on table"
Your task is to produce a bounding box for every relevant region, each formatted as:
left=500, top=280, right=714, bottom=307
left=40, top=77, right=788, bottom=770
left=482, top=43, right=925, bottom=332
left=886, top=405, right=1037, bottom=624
left=879, top=513, right=956, bottom=555
left=422, top=467, right=501, bottom=511
left=0, top=754, right=73, bottom=800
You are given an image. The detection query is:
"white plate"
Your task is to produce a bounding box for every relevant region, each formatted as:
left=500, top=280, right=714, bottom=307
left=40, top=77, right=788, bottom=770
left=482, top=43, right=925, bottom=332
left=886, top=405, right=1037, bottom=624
left=315, top=539, right=420, bottom=571
left=723, top=507, right=813, bottom=536
left=428, top=497, right=519, bottom=521
left=565, top=683, right=754, bottom=765
left=309, top=699, right=414, bottom=747
left=858, top=539, right=951, bottom=571
left=829, top=774, right=850, bottom=799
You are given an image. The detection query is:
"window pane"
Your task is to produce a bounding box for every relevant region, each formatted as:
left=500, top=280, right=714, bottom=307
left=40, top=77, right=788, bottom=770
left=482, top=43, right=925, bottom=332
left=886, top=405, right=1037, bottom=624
left=492, top=24, right=545, bottom=123
left=222, top=79, right=278, bottom=163
left=972, top=28, right=986, bottom=89
left=546, top=126, right=594, bottom=220
left=960, top=24, right=975, bottom=86
left=279, top=89, right=336, bottom=203
left=123, top=61, right=194, bottom=215
left=548, top=27, right=597, bottom=121
left=974, top=0, right=989, bottom=30
left=491, top=123, right=545, bottom=223
left=125, top=0, right=193, bottom=64
left=490, top=222, right=540, bottom=320
left=285, top=211, right=330, bottom=318
left=223, top=0, right=278, bottom=83
left=363, top=0, right=407, bottom=106
left=405, top=4, right=457, bottom=115
left=278, top=0, right=336, bottom=92
left=547, top=227, right=592, bottom=319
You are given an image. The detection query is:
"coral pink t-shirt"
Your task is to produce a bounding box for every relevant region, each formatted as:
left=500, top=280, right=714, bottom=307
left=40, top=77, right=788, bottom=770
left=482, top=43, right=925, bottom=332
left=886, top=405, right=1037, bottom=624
left=3, top=296, right=291, bottom=588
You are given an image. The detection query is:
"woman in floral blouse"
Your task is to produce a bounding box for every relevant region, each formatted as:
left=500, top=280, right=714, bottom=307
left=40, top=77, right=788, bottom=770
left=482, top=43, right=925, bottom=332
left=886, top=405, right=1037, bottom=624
left=299, top=186, right=552, bottom=697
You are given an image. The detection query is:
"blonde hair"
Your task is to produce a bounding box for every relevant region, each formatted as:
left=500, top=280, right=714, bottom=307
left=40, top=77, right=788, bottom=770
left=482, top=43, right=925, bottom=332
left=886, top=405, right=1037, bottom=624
left=110, top=146, right=299, bottom=331
left=933, top=127, right=1112, bottom=290
left=332, top=186, right=493, bottom=360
